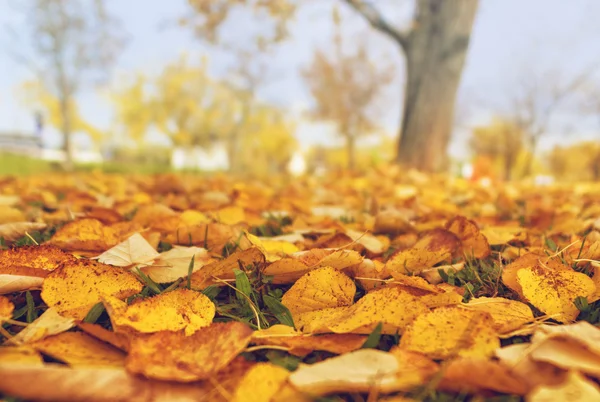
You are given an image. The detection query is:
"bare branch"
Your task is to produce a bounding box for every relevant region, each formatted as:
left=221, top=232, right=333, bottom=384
left=343, top=0, right=410, bottom=50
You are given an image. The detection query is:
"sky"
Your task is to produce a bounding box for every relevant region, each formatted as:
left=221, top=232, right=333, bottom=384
left=1, top=0, right=599, bottom=159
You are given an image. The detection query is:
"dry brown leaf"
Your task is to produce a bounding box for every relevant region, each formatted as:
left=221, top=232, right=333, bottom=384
left=0, top=222, right=47, bottom=243
left=8, top=308, right=75, bottom=345
left=438, top=357, right=529, bottom=395
left=95, top=233, right=159, bottom=267
left=527, top=371, right=600, bottom=402
left=32, top=331, right=126, bottom=367
left=289, top=349, right=403, bottom=395
left=126, top=321, right=253, bottom=382
left=140, top=246, right=210, bottom=283
left=41, top=260, right=143, bottom=320
left=496, top=343, right=567, bottom=390
left=0, top=363, right=211, bottom=402
left=251, top=325, right=366, bottom=356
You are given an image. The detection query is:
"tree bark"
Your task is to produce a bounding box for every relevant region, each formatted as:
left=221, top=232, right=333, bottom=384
left=346, top=134, right=356, bottom=170
left=59, top=94, right=74, bottom=172
left=345, top=0, right=479, bottom=172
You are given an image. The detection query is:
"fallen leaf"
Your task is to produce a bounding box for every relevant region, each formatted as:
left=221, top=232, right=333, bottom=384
left=0, top=244, right=77, bottom=277
left=527, top=371, right=600, bottom=402
left=231, top=362, right=290, bottom=402
left=399, top=306, right=500, bottom=359
left=0, top=363, right=210, bottom=402
left=264, top=248, right=363, bottom=284
left=41, top=260, right=143, bottom=320
left=289, top=349, right=402, bottom=395
left=438, top=357, right=529, bottom=395
left=385, top=229, right=460, bottom=275
left=49, top=218, right=120, bottom=252
left=102, top=289, right=215, bottom=336
left=0, top=346, right=43, bottom=365
left=95, top=233, right=159, bottom=267
left=9, top=308, right=75, bottom=345
left=281, top=266, right=355, bottom=318
left=461, top=297, right=535, bottom=334
left=0, top=296, right=14, bottom=321
left=0, top=222, right=47, bottom=243
left=126, top=321, right=253, bottom=382
left=32, top=331, right=126, bottom=367
left=445, top=215, right=491, bottom=259
left=251, top=325, right=366, bottom=356
left=78, top=323, right=130, bottom=352
left=140, top=246, right=210, bottom=283
left=190, top=247, right=265, bottom=289
left=296, top=286, right=429, bottom=335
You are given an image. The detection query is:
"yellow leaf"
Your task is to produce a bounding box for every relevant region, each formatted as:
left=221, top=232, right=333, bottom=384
left=102, top=289, right=214, bottom=336
left=49, top=218, right=120, bottom=252
left=212, top=205, right=246, bottom=225
left=232, top=362, right=289, bottom=402
left=41, top=260, right=143, bottom=320
left=264, top=248, right=363, bottom=284
left=32, top=332, right=126, bottom=367
left=0, top=244, right=77, bottom=277
left=296, top=286, right=429, bottom=335
left=282, top=266, right=355, bottom=318
left=0, top=206, right=25, bottom=224
left=126, top=321, right=253, bottom=382
left=399, top=306, right=500, bottom=359
left=385, top=229, right=459, bottom=275
left=445, top=216, right=490, bottom=259
left=190, top=247, right=265, bottom=289
left=0, top=346, right=43, bottom=365
left=252, top=325, right=366, bottom=356
left=462, top=297, right=534, bottom=334
left=517, top=266, right=595, bottom=323
left=0, top=296, right=14, bottom=321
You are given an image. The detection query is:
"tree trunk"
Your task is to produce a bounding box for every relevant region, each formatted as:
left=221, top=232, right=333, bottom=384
left=59, top=96, right=74, bottom=172
left=396, top=0, right=479, bottom=171
left=346, top=134, right=356, bottom=170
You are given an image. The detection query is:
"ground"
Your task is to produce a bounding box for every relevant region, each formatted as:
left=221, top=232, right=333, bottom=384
left=0, top=168, right=599, bottom=401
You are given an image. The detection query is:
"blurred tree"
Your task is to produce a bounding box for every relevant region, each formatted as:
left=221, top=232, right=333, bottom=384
left=239, top=106, right=298, bottom=176
left=547, top=142, right=600, bottom=181
left=470, top=118, right=525, bottom=180
left=9, top=0, right=124, bottom=170
left=345, top=0, right=479, bottom=171
left=302, top=7, right=394, bottom=170
left=183, top=0, right=295, bottom=48
left=510, top=67, right=597, bottom=176
left=186, top=0, right=479, bottom=172
left=151, top=56, right=237, bottom=148
left=111, top=74, right=154, bottom=144
left=305, top=135, right=395, bottom=173
left=20, top=80, right=104, bottom=145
